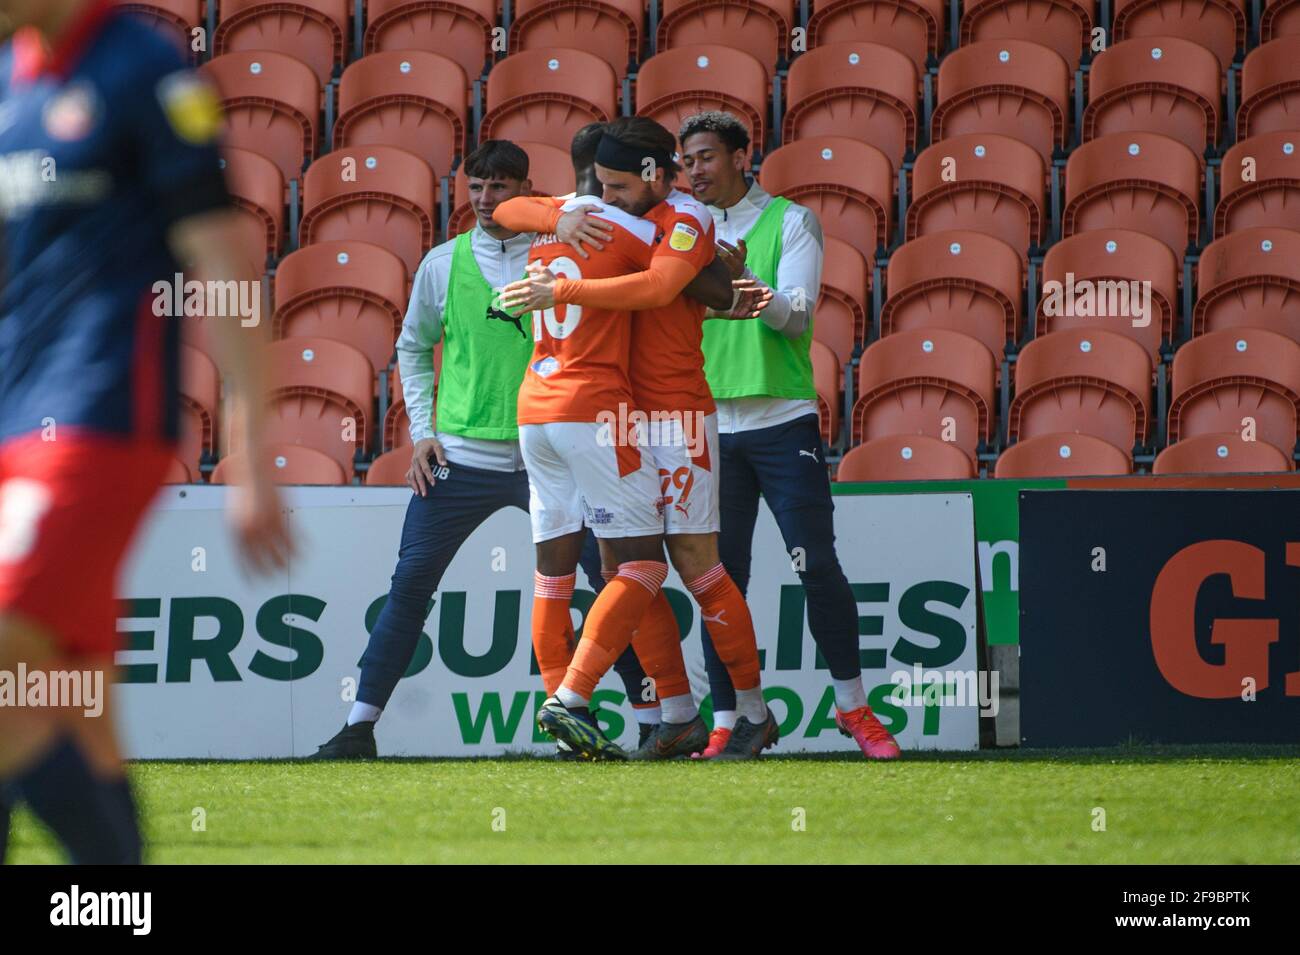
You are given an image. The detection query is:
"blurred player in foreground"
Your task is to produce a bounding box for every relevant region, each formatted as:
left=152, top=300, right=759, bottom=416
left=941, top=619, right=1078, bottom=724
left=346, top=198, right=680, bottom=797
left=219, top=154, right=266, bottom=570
left=0, top=0, right=292, bottom=863
left=680, top=111, right=900, bottom=759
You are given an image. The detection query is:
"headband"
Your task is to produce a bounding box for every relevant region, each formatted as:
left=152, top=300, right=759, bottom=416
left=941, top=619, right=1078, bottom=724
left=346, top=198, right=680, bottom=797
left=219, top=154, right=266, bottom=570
left=595, top=133, right=673, bottom=175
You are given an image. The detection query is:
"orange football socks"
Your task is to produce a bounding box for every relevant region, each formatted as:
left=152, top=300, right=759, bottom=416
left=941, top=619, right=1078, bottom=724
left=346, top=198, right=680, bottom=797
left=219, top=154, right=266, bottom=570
left=562, top=560, right=668, bottom=703
left=532, top=571, right=576, bottom=695
left=686, top=563, right=762, bottom=692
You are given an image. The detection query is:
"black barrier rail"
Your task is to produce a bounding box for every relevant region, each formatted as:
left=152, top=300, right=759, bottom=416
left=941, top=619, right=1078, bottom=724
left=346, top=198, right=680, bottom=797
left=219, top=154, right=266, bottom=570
left=1020, top=489, right=1300, bottom=747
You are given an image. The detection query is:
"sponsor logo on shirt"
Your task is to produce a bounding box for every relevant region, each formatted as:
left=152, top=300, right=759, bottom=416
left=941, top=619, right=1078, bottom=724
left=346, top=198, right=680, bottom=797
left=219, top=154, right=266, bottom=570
left=668, top=222, right=698, bottom=252
left=43, top=82, right=99, bottom=142
left=530, top=356, right=560, bottom=378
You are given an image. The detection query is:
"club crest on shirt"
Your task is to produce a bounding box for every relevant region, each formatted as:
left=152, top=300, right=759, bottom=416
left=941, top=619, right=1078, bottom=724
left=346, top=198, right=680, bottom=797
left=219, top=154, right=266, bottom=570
left=668, top=222, right=698, bottom=252
left=157, top=71, right=223, bottom=145
left=43, top=82, right=99, bottom=142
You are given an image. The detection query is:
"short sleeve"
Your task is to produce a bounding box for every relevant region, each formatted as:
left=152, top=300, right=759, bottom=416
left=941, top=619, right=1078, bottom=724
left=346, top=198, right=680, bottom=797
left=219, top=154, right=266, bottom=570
left=127, top=48, right=229, bottom=227
left=652, top=207, right=716, bottom=277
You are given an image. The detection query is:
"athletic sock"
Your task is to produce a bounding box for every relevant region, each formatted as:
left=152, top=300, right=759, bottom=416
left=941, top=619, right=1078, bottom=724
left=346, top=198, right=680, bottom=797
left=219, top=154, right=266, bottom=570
left=347, top=702, right=383, bottom=726
left=12, top=735, right=133, bottom=864
left=555, top=685, right=589, bottom=709
left=735, top=686, right=768, bottom=723
left=833, top=676, right=869, bottom=713
left=533, top=571, right=577, bottom=695
left=100, top=775, right=143, bottom=865
left=686, top=564, right=762, bottom=693
left=632, top=704, right=662, bottom=724
left=629, top=590, right=691, bottom=701
left=563, top=560, right=668, bottom=700
left=659, top=694, right=698, bottom=724
left=713, top=710, right=738, bottom=731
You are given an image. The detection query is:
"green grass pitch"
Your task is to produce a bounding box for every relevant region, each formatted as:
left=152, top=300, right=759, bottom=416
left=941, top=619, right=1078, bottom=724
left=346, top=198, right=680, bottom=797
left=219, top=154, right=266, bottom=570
left=9, top=745, right=1300, bottom=864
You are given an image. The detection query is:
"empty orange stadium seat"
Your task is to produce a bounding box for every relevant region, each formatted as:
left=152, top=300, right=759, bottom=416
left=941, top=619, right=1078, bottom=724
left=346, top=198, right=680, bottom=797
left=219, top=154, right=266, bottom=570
left=837, top=434, right=978, bottom=480
left=635, top=46, right=769, bottom=157
left=446, top=140, right=576, bottom=237
left=335, top=51, right=469, bottom=179
left=1062, top=132, right=1201, bottom=267
left=211, top=444, right=350, bottom=485
left=201, top=51, right=320, bottom=189
left=273, top=240, right=409, bottom=381
left=808, top=0, right=944, bottom=76
left=1168, top=327, right=1300, bottom=455
left=852, top=328, right=998, bottom=458
left=1083, top=36, right=1221, bottom=157
left=301, top=145, right=436, bottom=275
left=907, top=133, right=1047, bottom=261
left=812, top=339, right=843, bottom=445
left=214, top=0, right=349, bottom=86
left=178, top=344, right=220, bottom=478
left=1154, top=432, right=1295, bottom=472
left=960, top=0, right=1093, bottom=75
left=933, top=39, right=1070, bottom=166
left=259, top=338, right=375, bottom=478
left=163, top=456, right=194, bottom=484
left=1008, top=328, right=1153, bottom=450
left=783, top=42, right=918, bottom=169
left=1194, top=228, right=1300, bottom=341
left=1238, top=36, right=1300, bottom=139
left=656, top=0, right=791, bottom=72
left=1262, top=0, right=1300, bottom=41
left=1215, top=132, right=1300, bottom=238
left=1036, top=229, right=1176, bottom=362
left=511, top=0, right=643, bottom=81
left=117, top=0, right=201, bottom=52
left=881, top=231, right=1022, bottom=360
left=219, top=147, right=285, bottom=266
left=479, top=48, right=617, bottom=154
left=760, top=137, right=894, bottom=265
left=366, top=448, right=415, bottom=485
left=817, top=236, right=870, bottom=358
left=364, top=0, right=495, bottom=81
left=994, top=432, right=1132, bottom=476
left=1112, top=0, right=1246, bottom=72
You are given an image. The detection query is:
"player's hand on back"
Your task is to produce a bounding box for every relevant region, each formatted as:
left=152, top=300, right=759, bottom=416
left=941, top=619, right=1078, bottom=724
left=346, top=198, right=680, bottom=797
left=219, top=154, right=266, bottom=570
left=408, top=437, right=448, bottom=497
left=556, top=206, right=613, bottom=259
left=500, top=261, right=557, bottom=312
left=716, top=239, right=749, bottom=280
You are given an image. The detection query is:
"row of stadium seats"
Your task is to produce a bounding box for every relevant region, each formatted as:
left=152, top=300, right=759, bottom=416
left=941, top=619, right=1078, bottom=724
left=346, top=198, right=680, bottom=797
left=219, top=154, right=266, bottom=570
left=123, top=0, right=1300, bottom=84
left=135, top=1, right=1300, bottom=482
left=192, top=32, right=1299, bottom=208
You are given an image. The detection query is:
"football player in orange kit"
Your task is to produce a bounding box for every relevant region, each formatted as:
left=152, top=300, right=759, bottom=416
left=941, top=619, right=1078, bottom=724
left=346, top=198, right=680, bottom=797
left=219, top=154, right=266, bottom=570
left=499, top=118, right=780, bottom=760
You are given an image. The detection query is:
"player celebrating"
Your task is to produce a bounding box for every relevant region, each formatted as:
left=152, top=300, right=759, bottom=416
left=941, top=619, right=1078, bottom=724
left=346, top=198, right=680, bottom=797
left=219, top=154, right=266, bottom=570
left=679, top=111, right=901, bottom=759
left=310, top=141, right=544, bottom=759
left=498, top=119, right=779, bottom=759
left=0, top=0, right=292, bottom=864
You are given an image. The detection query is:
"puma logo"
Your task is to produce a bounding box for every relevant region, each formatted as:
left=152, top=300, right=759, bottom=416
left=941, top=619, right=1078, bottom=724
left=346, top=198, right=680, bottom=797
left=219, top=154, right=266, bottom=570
left=486, top=305, right=526, bottom=337
left=799, top=448, right=820, bottom=463
left=702, top=610, right=727, bottom=627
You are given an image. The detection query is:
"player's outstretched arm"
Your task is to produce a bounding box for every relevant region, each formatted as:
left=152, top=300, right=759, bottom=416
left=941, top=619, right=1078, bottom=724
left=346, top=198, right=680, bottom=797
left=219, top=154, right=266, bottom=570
left=169, top=210, right=295, bottom=575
